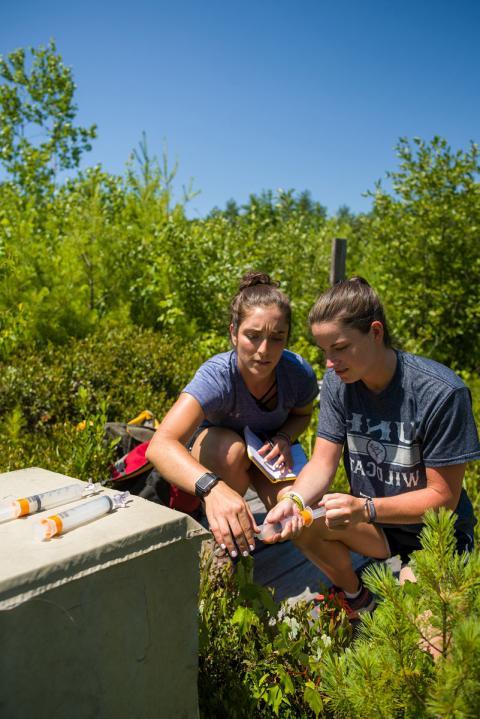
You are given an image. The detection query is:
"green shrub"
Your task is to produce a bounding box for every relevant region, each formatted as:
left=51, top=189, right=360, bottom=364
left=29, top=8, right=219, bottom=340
left=198, top=554, right=351, bottom=718
left=319, top=509, right=480, bottom=718
left=199, top=510, right=480, bottom=718
left=0, top=322, right=207, bottom=476
left=0, top=322, right=205, bottom=431
left=1, top=395, right=113, bottom=480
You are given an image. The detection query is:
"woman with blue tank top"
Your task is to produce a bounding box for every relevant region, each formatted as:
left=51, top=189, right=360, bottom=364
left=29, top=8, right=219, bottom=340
left=264, top=277, right=480, bottom=620
left=146, top=272, right=319, bottom=559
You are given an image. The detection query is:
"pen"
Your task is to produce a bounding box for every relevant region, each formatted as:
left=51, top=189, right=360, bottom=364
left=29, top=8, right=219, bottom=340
left=259, top=433, right=286, bottom=469
left=259, top=432, right=275, bottom=449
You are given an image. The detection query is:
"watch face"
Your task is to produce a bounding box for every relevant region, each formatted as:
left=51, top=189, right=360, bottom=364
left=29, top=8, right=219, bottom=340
left=195, top=472, right=219, bottom=496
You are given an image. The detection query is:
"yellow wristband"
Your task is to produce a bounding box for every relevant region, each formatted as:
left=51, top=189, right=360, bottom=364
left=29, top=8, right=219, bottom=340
left=279, top=491, right=305, bottom=512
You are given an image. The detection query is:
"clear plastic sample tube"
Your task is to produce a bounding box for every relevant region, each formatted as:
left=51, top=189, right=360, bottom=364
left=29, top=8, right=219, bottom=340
left=0, top=482, right=96, bottom=523
left=34, top=492, right=130, bottom=541
left=256, top=505, right=326, bottom=541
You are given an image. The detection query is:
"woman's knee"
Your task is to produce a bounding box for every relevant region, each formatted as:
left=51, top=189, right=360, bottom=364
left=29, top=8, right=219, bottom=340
left=192, top=427, right=250, bottom=476
left=219, top=435, right=250, bottom=474
left=214, top=435, right=250, bottom=494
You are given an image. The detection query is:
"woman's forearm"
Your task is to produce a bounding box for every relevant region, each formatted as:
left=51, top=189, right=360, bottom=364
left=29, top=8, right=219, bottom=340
left=263, top=438, right=342, bottom=528
left=371, top=487, right=456, bottom=524
left=321, top=463, right=465, bottom=528
left=145, top=432, right=208, bottom=495
left=286, top=438, right=343, bottom=508
left=366, top=463, right=465, bottom=524
left=290, top=463, right=336, bottom=507
left=144, top=393, right=213, bottom=494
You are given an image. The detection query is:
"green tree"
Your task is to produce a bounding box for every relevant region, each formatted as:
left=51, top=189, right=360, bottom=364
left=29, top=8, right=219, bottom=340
left=320, top=509, right=480, bottom=718
left=354, top=137, right=480, bottom=372
left=0, top=40, right=96, bottom=194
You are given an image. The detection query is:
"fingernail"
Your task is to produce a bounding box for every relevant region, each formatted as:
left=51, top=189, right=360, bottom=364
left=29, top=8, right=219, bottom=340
left=230, top=550, right=237, bottom=558
left=242, top=551, right=249, bottom=557
left=220, top=543, right=226, bottom=549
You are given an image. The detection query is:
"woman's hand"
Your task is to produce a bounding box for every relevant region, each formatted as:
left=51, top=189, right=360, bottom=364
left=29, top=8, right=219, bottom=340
left=260, top=497, right=304, bottom=544
left=258, top=435, right=293, bottom=474
left=321, top=493, right=365, bottom=529
left=204, top=481, right=259, bottom=558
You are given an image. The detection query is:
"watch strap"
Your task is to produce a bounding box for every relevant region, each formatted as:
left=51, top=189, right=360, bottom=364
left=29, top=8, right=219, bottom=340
left=364, top=497, right=377, bottom=523
left=194, top=472, right=220, bottom=497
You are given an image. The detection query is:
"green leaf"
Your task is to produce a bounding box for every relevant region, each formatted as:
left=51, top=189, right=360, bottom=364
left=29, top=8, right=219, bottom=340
left=267, top=684, right=284, bottom=715
left=231, top=605, right=258, bottom=636
left=303, top=681, right=324, bottom=717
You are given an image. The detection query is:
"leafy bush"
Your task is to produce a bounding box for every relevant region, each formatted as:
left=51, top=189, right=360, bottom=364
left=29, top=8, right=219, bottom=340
left=1, top=390, right=113, bottom=480
left=199, top=510, right=480, bottom=718
left=0, top=322, right=205, bottom=431
left=198, top=554, right=351, bottom=718
left=0, top=322, right=206, bottom=477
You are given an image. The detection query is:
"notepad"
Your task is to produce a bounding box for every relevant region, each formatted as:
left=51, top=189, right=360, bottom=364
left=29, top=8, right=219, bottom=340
left=244, top=426, right=308, bottom=483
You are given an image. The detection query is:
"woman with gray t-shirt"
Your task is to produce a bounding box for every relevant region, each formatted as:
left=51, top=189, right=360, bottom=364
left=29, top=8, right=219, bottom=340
left=146, top=272, right=318, bottom=559
left=264, top=277, right=480, bottom=620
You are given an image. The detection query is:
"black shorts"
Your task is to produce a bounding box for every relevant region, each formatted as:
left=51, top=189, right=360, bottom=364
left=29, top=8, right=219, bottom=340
left=186, top=425, right=207, bottom=452
left=380, top=524, right=475, bottom=564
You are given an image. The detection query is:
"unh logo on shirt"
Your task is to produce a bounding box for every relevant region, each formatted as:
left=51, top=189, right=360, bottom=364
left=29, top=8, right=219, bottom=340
left=366, top=439, right=386, bottom=464
left=346, top=412, right=424, bottom=492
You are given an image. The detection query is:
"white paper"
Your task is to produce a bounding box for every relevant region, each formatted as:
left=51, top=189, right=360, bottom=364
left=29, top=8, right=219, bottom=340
left=244, top=426, right=308, bottom=482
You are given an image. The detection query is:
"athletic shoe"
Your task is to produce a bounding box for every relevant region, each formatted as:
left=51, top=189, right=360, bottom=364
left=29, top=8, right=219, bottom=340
left=312, top=583, right=376, bottom=622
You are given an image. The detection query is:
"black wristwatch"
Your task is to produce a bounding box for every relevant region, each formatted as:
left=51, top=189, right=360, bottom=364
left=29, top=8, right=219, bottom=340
left=364, top=496, right=377, bottom=523
left=194, top=472, right=220, bottom=498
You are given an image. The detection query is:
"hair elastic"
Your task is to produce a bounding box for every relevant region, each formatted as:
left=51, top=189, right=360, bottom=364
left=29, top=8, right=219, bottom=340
left=274, top=430, right=292, bottom=446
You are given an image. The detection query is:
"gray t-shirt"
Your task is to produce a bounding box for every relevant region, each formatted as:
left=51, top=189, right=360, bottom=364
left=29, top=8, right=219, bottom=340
left=183, top=349, right=318, bottom=435
left=317, top=350, right=480, bottom=532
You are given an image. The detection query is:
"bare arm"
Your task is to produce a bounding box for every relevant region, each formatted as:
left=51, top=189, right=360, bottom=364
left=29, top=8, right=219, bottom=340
left=145, top=393, right=210, bottom=494
left=145, top=393, right=258, bottom=556
left=322, top=464, right=466, bottom=528
left=288, top=435, right=343, bottom=506
left=262, top=437, right=343, bottom=540
left=374, top=464, right=465, bottom=521
left=276, top=402, right=314, bottom=442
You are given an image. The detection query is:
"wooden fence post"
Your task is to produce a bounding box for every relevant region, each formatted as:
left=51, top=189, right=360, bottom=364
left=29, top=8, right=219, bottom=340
left=330, top=237, right=347, bottom=286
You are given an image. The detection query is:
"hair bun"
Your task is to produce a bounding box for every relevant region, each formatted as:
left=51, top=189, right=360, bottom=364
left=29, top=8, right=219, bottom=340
left=230, top=270, right=291, bottom=336
left=239, top=271, right=277, bottom=291
left=349, top=276, right=371, bottom=287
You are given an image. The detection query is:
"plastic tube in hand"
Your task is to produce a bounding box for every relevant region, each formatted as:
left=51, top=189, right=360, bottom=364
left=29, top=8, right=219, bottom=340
left=256, top=506, right=326, bottom=541
left=34, top=492, right=130, bottom=541
left=0, top=482, right=97, bottom=524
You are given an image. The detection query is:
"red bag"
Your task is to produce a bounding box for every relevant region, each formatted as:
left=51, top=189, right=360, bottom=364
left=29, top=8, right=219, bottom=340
left=110, top=441, right=153, bottom=482
left=110, top=441, right=201, bottom=516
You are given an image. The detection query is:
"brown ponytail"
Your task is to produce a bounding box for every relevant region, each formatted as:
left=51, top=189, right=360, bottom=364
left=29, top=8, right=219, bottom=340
left=308, top=277, right=392, bottom=347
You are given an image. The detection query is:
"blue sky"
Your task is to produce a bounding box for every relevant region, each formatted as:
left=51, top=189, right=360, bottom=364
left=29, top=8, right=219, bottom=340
left=1, top=0, right=479, bottom=217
